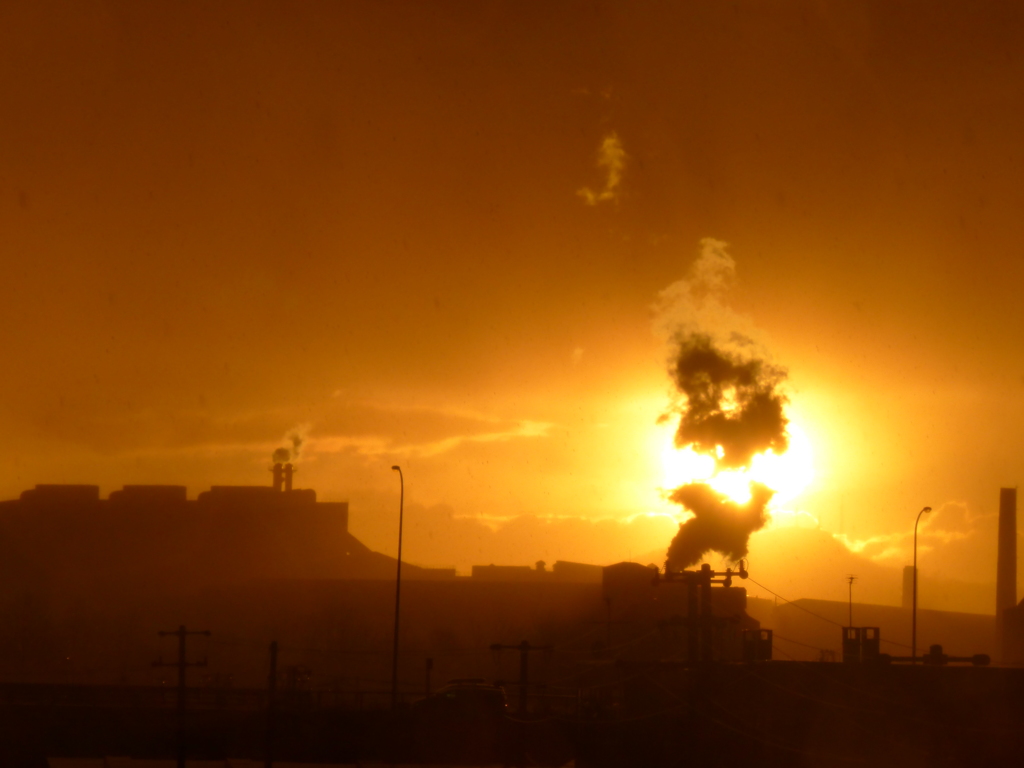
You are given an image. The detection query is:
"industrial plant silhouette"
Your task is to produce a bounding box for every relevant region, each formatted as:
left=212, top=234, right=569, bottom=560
left=1, top=476, right=1022, bottom=767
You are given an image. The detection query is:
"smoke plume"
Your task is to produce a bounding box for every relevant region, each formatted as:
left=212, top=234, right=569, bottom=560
left=578, top=132, right=626, bottom=205
left=271, top=426, right=308, bottom=464
left=669, top=333, right=788, bottom=469
left=666, top=482, right=774, bottom=568
left=659, top=241, right=791, bottom=571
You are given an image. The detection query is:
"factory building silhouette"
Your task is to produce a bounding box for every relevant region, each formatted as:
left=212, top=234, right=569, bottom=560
left=0, top=476, right=768, bottom=690
left=2, top=479, right=1023, bottom=766
left=0, top=478, right=1014, bottom=686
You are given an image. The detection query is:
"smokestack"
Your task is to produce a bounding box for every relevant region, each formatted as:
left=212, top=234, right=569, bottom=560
left=283, top=463, right=294, bottom=493
left=272, top=463, right=284, bottom=492
left=997, top=488, right=1017, bottom=654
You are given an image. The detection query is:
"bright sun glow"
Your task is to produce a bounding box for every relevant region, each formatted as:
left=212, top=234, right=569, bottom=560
left=658, top=422, right=814, bottom=508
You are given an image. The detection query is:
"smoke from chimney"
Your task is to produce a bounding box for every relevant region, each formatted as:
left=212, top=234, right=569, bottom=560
left=668, top=333, right=788, bottom=469
left=666, top=481, right=775, bottom=568
left=271, top=426, right=308, bottom=466
left=657, top=241, right=791, bottom=571
left=271, top=427, right=308, bottom=492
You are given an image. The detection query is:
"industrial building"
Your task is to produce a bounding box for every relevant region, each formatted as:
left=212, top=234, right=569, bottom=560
left=1, top=480, right=1023, bottom=765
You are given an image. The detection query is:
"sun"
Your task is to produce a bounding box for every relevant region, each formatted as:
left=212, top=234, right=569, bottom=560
left=658, top=422, right=814, bottom=507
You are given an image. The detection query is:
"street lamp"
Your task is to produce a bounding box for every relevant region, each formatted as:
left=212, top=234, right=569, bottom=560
left=390, top=465, right=404, bottom=710
left=846, top=575, right=857, bottom=627
left=912, top=505, right=932, bottom=663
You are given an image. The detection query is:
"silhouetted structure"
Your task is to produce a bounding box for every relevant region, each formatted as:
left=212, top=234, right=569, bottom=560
left=472, top=560, right=603, bottom=583
left=997, top=487, right=1017, bottom=660
left=841, top=626, right=879, bottom=663
left=0, top=482, right=465, bottom=592
left=995, top=487, right=1024, bottom=665
left=489, top=641, right=553, bottom=713
left=748, top=597, right=995, bottom=663
left=152, top=625, right=211, bottom=768
left=0, top=481, right=446, bottom=686
left=603, top=561, right=760, bottom=663
left=2, top=482, right=1024, bottom=766
left=901, top=564, right=914, bottom=609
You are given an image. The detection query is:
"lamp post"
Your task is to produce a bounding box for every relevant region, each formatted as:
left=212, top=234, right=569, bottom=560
left=912, top=505, right=932, bottom=664
left=390, top=465, right=404, bottom=710
left=846, top=575, right=857, bottom=627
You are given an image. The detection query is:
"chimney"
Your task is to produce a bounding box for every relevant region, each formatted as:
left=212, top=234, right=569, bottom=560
left=272, top=463, right=284, bottom=492
left=283, top=463, right=294, bottom=492
left=997, top=487, right=1017, bottom=658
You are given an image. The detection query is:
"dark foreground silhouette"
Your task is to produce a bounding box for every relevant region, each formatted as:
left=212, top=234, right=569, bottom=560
left=4, top=661, right=1024, bottom=768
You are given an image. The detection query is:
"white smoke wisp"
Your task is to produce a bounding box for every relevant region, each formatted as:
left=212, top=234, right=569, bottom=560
left=651, top=238, right=765, bottom=356
left=578, top=132, right=626, bottom=205
left=271, top=423, right=312, bottom=464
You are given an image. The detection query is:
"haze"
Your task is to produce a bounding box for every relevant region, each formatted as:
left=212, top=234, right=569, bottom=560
left=3, top=1, right=1023, bottom=613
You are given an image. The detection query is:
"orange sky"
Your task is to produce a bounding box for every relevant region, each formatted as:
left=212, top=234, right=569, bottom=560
left=3, top=1, right=1023, bottom=613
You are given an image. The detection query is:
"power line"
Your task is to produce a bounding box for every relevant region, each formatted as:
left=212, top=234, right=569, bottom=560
left=772, top=633, right=831, bottom=653
left=746, top=577, right=845, bottom=627
left=879, top=636, right=914, bottom=651
left=748, top=577, right=917, bottom=652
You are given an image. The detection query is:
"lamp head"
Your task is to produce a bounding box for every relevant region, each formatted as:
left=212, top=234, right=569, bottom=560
left=923, top=506, right=932, bottom=513
left=391, top=465, right=400, bottom=471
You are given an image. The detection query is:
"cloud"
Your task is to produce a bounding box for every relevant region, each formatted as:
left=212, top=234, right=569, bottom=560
left=835, top=500, right=987, bottom=564
left=348, top=499, right=679, bottom=573
left=921, top=501, right=987, bottom=543
left=577, top=132, right=626, bottom=205
left=310, top=420, right=550, bottom=459
left=19, top=394, right=551, bottom=474
left=22, top=404, right=299, bottom=458
left=741, top=528, right=995, bottom=618
left=816, top=498, right=1012, bottom=594
left=310, top=401, right=551, bottom=459
left=340, top=493, right=995, bottom=614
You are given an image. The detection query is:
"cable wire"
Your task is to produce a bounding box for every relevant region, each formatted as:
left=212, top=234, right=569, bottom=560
left=747, top=577, right=845, bottom=627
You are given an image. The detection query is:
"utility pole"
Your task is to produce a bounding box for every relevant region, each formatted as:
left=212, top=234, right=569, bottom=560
left=154, top=625, right=211, bottom=768
left=266, top=641, right=278, bottom=768
left=490, top=641, right=553, bottom=714
left=604, top=596, right=612, bottom=648
left=846, top=575, right=857, bottom=627
left=913, top=506, right=933, bottom=663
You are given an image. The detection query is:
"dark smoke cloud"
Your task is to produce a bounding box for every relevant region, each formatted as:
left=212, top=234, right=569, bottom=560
left=666, top=481, right=774, bottom=569
left=662, top=333, right=790, bottom=570
left=667, top=333, right=788, bottom=469
left=655, top=241, right=793, bottom=570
